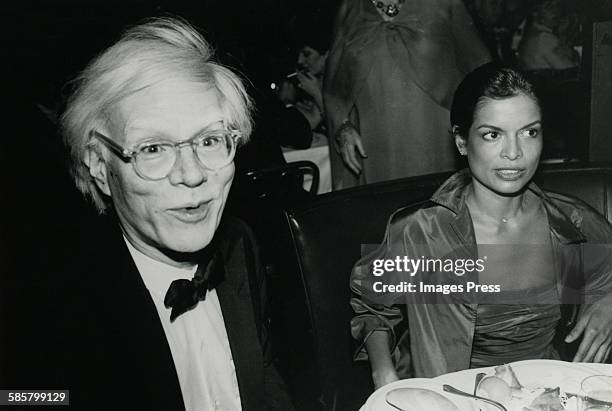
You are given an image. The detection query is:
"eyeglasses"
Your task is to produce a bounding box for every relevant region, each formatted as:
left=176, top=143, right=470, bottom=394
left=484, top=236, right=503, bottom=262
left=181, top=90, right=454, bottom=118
left=90, top=128, right=242, bottom=181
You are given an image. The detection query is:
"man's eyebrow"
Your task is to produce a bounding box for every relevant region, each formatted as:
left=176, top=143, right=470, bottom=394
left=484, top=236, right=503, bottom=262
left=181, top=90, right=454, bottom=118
left=192, top=121, right=226, bottom=137
left=128, top=120, right=226, bottom=141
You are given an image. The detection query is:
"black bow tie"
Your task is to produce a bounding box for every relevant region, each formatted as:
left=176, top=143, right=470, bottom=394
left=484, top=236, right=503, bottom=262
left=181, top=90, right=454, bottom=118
left=163, top=252, right=224, bottom=322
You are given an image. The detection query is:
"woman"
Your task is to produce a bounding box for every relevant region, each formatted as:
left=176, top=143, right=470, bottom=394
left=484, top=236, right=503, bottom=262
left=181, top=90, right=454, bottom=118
left=350, top=63, right=612, bottom=389
left=324, top=0, right=491, bottom=189
left=294, top=37, right=328, bottom=129
left=274, top=34, right=329, bottom=144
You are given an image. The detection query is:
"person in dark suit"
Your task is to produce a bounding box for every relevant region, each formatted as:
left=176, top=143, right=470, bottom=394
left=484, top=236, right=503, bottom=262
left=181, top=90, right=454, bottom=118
left=41, top=16, right=292, bottom=411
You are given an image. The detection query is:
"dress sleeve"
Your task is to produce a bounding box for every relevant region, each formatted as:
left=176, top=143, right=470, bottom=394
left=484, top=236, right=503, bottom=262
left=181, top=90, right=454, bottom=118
left=449, top=0, right=492, bottom=77
left=323, top=0, right=352, bottom=138
left=349, top=212, right=409, bottom=361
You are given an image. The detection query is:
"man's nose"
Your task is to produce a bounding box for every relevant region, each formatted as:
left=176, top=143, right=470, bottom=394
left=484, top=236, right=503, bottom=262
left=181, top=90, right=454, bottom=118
left=168, top=146, right=207, bottom=187
left=501, top=135, right=523, bottom=160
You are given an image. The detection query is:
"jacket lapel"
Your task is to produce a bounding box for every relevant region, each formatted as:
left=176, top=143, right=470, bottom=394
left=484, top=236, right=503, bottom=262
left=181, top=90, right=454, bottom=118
left=112, top=241, right=186, bottom=411
left=215, top=227, right=265, bottom=411
left=74, top=228, right=185, bottom=411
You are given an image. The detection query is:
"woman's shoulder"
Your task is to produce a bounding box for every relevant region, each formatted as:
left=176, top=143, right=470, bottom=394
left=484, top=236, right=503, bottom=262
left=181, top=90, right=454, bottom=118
left=544, top=190, right=602, bottom=216
left=386, top=200, right=456, bottom=237
left=543, top=190, right=612, bottom=235
left=389, top=200, right=442, bottom=223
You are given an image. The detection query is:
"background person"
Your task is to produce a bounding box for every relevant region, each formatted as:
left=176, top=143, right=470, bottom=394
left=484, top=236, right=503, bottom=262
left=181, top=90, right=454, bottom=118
left=324, top=0, right=491, bottom=189
left=517, top=0, right=584, bottom=159
left=518, top=0, right=580, bottom=71
left=350, top=63, right=612, bottom=389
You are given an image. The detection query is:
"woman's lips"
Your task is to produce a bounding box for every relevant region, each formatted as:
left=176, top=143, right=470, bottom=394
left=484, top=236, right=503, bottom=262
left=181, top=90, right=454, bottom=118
left=167, top=202, right=211, bottom=223
left=494, top=168, right=525, bottom=181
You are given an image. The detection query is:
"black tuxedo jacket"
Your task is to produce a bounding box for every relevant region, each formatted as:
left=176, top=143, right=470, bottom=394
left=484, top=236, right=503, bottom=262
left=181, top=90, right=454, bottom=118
left=29, top=216, right=290, bottom=411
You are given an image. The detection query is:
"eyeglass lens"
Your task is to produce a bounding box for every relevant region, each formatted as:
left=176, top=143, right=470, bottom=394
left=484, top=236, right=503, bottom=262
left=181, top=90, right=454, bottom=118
left=135, top=132, right=236, bottom=180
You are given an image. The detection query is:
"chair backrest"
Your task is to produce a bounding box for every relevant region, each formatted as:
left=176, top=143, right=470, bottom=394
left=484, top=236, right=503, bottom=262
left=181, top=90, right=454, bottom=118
left=242, top=160, right=320, bottom=200
left=227, top=160, right=320, bottom=266
left=273, top=162, right=612, bottom=411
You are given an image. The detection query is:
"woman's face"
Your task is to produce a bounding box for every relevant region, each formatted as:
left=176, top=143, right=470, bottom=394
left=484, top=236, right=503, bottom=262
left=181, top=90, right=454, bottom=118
left=456, top=93, right=543, bottom=196
left=297, top=46, right=327, bottom=76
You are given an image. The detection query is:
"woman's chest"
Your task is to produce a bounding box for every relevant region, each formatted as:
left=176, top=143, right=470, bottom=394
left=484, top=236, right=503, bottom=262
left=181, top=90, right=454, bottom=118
left=473, top=214, right=556, bottom=289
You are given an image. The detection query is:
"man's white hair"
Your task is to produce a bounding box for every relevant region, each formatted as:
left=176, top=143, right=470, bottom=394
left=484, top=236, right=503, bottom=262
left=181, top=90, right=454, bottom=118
left=61, top=17, right=253, bottom=212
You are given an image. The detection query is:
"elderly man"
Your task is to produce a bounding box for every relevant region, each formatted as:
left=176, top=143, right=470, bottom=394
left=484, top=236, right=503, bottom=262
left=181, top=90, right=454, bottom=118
left=44, top=17, right=292, bottom=411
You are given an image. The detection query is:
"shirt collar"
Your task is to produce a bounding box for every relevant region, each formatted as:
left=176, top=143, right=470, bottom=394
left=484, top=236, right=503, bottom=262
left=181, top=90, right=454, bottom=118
left=123, top=237, right=197, bottom=298
left=430, top=169, right=586, bottom=244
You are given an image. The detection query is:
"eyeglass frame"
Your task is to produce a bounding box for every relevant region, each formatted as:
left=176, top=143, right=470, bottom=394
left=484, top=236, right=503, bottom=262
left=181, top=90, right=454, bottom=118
left=89, top=128, right=242, bottom=181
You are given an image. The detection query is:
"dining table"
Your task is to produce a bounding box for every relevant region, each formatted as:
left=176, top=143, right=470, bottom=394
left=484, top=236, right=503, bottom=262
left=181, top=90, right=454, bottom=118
left=281, top=132, right=331, bottom=194
left=360, top=360, right=612, bottom=411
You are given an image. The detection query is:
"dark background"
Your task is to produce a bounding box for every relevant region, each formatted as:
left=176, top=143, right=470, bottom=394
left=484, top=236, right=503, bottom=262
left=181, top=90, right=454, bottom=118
left=12, top=0, right=340, bottom=108
left=9, top=0, right=612, bottom=112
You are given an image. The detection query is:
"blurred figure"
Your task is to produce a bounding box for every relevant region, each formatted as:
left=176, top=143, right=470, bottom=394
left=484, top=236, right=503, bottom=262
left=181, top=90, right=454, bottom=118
left=518, top=0, right=580, bottom=71
left=517, top=0, right=584, bottom=159
left=271, top=77, right=317, bottom=149
left=467, top=0, right=527, bottom=64
left=273, top=26, right=330, bottom=147
left=324, top=0, right=491, bottom=189
left=294, top=38, right=328, bottom=131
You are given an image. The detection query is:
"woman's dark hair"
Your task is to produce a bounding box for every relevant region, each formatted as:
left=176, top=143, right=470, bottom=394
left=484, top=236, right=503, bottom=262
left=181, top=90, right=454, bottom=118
left=450, top=63, right=540, bottom=137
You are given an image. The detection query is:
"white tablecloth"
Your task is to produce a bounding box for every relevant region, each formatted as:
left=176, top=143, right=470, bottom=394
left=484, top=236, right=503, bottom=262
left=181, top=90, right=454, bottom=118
left=282, top=133, right=331, bottom=194
left=439, top=362, right=611, bottom=386
left=360, top=361, right=612, bottom=411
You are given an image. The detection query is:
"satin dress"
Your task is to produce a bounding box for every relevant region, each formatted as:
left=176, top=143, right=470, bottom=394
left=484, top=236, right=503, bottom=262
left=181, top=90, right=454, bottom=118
left=324, top=0, right=491, bottom=189
left=470, top=286, right=562, bottom=368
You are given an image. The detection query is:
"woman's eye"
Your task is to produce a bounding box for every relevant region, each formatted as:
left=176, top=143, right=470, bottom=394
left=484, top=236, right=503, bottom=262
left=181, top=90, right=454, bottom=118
left=482, top=131, right=500, bottom=141
left=522, top=128, right=540, bottom=138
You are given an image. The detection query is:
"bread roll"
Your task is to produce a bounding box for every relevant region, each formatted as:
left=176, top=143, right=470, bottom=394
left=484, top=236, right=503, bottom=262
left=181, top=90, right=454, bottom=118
left=385, top=388, right=459, bottom=411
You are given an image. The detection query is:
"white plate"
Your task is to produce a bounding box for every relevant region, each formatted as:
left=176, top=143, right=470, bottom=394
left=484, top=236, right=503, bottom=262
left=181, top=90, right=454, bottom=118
left=434, top=360, right=607, bottom=394
left=361, top=378, right=479, bottom=411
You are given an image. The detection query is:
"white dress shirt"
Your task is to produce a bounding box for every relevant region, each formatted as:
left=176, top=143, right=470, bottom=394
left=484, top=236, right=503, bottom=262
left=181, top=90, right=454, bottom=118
left=125, top=238, right=242, bottom=411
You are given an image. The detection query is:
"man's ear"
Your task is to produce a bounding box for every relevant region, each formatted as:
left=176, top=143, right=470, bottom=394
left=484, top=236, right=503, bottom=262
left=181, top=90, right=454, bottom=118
left=85, top=145, right=112, bottom=197
left=454, top=129, right=468, bottom=156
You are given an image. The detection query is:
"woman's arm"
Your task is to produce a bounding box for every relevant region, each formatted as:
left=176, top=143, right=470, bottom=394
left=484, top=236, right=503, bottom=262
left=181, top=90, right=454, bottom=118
left=323, top=0, right=352, bottom=136
left=365, top=330, right=400, bottom=389
left=351, top=216, right=409, bottom=388
left=329, top=0, right=350, bottom=49
left=562, top=201, right=612, bottom=362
